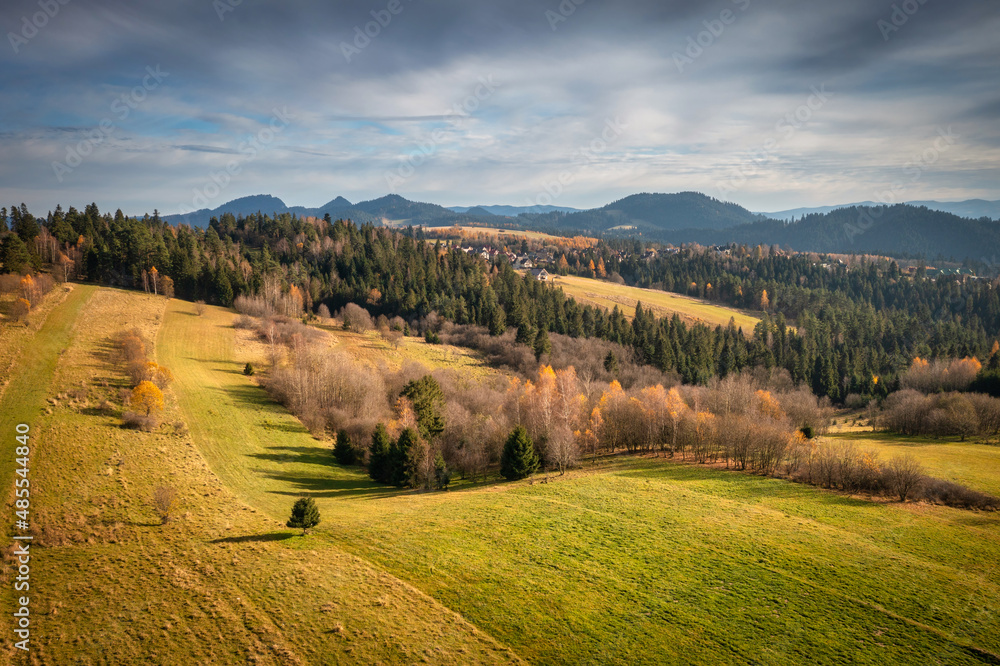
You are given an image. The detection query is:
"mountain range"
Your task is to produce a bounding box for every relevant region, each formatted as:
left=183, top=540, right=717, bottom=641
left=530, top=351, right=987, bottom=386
left=759, top=199, right=1000, bottom=221
left=162, top=192, right=1000, bottom=262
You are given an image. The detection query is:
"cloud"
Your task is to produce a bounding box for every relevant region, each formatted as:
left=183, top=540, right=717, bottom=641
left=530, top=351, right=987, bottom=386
left=0, top=0, right=996, bottom=214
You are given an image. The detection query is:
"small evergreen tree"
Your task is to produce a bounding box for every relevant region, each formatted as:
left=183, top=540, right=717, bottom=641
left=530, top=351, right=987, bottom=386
left=533, top=327, right=552, bottom=361
left=392, top=427, right=421, bottom=487
left=333, top=429, right=356, bottom=465
left=604, top=351, right=619, bottom=374
left=369, top=423, right=392, bottom=484
left=243, top=362, right=255, bottom=376
left=434, top=453, right=451, bottom=490
left=501, top=426, right=539, bottom=480
left=286, top=497, right=320, bottom=535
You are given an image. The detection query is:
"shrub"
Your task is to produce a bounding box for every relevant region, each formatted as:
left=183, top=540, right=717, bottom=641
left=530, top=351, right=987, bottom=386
left=243, top=362, right=255, bottom=376
left=152, top=486, right=178, bottom=524
left=918, top=478, right=1000, bottom=510
left=194, top=300, right=206, bottom=316
left=882, top=454, right=924, bottom=502
left=122, top=411, right=158, bottom=431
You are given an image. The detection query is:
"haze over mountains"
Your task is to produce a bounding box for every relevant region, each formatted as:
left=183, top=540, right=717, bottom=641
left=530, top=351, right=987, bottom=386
left=164, top=191, right=1000, bottom=262
left=760, top=199, right=1000, bottom=222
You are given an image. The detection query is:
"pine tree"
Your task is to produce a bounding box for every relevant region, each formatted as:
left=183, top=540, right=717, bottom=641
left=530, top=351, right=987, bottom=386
left=401, top=376, right=445, bottom=439
left=368, top=423, right=392, bottom=484
left=500, top=426, right=539, bottom=480
left=533, top=327, right=551, bottom=361
left=333, top=429, right=356, bottom=465
left=392, top=427, right=421, bottom=487
left=286, top=497, right=320, bottom=535
left=604, top=351, right=619, bottom=374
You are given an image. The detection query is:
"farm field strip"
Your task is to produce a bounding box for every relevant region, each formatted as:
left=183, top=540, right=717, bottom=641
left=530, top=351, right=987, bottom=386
left=548, top=273, right=761, bottom=332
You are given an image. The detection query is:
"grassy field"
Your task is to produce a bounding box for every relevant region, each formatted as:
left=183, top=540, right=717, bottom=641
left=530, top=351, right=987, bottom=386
left=311, top=321, right=500, bottom=380
left=163, top=300, right=999, bottom=664
left=5, top=290, right=1000, bottom=664
left=0, top=289, right=514, bottom=664
left=548, top=273, right=762, bottom=332
left=825, top=430, right=1000, bottom=497
left=425, top=226, right=598, bottom=246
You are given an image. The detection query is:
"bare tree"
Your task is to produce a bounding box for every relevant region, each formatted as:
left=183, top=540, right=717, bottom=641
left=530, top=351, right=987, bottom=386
left=152, top=486, right=178, bottom=524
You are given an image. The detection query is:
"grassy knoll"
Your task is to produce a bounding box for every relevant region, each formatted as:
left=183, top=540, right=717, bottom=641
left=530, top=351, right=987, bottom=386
left=0, top=290, right=515, bottom=665
left=161, top=299, right=1000, bottom=664
left=547, top=273, right=761, bottom=332
left=826, top=430, right=1000, bottom=497
left=311, top=321, right=500, bottom=379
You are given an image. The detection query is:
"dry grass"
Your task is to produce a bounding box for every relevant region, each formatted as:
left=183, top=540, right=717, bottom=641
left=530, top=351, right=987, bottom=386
left=546, top=273, right=762, bottom=332
left=0, top=289, right=517, bottom=665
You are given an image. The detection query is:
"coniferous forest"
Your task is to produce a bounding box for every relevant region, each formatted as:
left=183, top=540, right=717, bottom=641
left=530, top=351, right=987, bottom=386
left=2, top=201, right=998, bottom=403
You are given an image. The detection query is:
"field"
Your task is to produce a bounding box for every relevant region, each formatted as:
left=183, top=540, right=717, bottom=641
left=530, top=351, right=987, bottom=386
left=548, top=273, right=762, bottom=332
left=424, top=226, right=599, bottom=247
left=825, top=430, right=1000, bottom=497
left=3, top=289, right=1000, bottom=664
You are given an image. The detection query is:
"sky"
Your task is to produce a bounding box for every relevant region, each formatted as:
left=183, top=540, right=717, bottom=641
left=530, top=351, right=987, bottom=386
left=1, top=0, right=998, bottom=216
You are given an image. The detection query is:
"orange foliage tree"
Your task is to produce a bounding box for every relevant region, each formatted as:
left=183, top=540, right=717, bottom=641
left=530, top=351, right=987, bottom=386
left=130, top=381, right=164, bottom=416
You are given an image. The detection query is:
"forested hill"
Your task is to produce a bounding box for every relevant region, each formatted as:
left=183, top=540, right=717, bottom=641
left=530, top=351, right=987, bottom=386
left=519, top=192, right=764, bottom=233
left=666, top=205, right=1000, bottom=262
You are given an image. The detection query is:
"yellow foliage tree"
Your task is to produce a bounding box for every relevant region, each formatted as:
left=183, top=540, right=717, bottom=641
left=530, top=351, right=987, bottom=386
left=130, top=381, right=164, bottom=416
left=755, top=389, right=785, bottom=421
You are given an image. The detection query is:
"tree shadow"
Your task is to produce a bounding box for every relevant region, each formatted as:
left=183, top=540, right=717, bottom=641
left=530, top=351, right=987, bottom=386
left=257, top=468, right=403, bottom=500
left=249, top=445, right=331, bottom=467
left=210, top=532, right=296, bottom=544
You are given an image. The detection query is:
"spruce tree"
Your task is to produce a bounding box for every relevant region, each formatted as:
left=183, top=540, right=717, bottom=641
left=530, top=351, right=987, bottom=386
left=286, top=497, right=320, bottom=535
left=401, top=376, right=445, bottom=439
left=368, top=423, right=392, bottom=484
left=392, top=427, right=421, bottom=487
left=534, top=327, right=551, bottom=361
left=333, top=429, right=356, bottom=465
left=501, top=426, right=539, bottom=480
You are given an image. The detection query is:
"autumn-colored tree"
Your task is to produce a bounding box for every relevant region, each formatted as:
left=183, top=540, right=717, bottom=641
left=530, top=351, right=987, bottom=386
left=760, top=289, right=769, bottom=311
left=665, top=387, right=686, bottom=458
left=596, top=257, right=607, bottom=279
left=130, top=381, right=164, bottom=416
left=755, top=389, right=785, bottom=421
left=145, top=362, right=174, bottom=388
left=11, top=297, right=30, bottom=323
left=149, top=266, right=159, bottom=295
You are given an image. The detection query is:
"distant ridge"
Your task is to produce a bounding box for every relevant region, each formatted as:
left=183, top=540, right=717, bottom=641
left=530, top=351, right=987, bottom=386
left=157, top=191, right=1000, bottom=260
